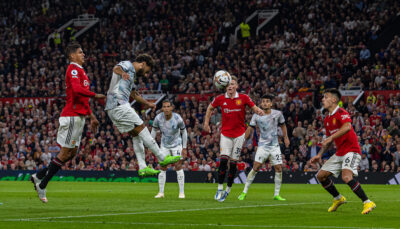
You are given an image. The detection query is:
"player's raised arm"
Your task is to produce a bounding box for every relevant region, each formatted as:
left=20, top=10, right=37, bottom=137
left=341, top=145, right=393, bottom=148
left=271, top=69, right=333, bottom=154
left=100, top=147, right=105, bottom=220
left=251, top=105, right=265, bottom=116
left=113, top=65, right=130, bottom=80
left=203, top=103, right=215, bottom=133
left=70, top=74, right=105, bottom=99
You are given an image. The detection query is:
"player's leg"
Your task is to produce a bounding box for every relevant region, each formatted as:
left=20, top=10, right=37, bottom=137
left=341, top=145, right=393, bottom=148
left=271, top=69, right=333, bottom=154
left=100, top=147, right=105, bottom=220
left=239, top=145, right=266, bottom=200
left=219, top=133, right=245, bottom=202
left=155, top=147, right=170, bottom=198
left=216, top=134, right=232, bottom=199
left=131, top=124, right=180, bottom=166
left=270, top=146, right=285, bottom=200
left=341, top=153, right=375, bottom=214
left=173, top=145, right=185, bottom=198
left=317, top=155, right=346, bottom=212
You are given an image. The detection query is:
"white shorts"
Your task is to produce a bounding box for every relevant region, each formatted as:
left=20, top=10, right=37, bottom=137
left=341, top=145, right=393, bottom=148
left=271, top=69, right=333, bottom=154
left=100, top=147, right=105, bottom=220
left=320, top=152, right=361, bottom=178
left=161, top=145, right=183, bottom=157
left=107, top=103, right=143, bottom=133
left=57, top=116, right=85, bottom=148
left=220, top=133, right=245, bottom=160
left=254, top=145, right=282, bottom=166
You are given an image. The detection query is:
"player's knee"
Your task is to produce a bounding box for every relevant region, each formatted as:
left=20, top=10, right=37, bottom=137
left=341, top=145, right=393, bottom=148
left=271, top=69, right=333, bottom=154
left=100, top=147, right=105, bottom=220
left=253, top=163, right=261, bottom=171
left=219, top=156, right=229, bottom=171
left=342, top=175, right=353, bottom=183
left=316, top=172, right=327, bottom=182
left=274, top=165, right=282, bottom=172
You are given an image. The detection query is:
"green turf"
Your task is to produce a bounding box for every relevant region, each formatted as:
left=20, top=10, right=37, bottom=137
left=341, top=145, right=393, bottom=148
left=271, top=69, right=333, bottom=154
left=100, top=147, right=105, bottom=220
left=0, top=181, right=398, bottom=229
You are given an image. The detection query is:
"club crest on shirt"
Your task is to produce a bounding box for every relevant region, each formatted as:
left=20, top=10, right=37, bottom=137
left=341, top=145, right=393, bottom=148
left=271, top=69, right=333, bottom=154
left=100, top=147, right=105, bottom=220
left=332, top=118, right=336, bottom=125
left=236, top=99, right=242, bottom=105
left=71, top=140, right=76, bottom=145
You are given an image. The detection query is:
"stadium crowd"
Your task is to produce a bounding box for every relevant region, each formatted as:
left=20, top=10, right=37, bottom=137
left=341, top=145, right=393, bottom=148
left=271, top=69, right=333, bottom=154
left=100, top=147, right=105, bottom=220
left=1, top=0, right=400, bottom=173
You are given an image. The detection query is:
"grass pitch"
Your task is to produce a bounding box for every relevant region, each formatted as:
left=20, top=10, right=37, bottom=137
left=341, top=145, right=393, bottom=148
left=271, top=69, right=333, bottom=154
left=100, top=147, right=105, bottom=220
left=0, top=181, right=398, bottom=229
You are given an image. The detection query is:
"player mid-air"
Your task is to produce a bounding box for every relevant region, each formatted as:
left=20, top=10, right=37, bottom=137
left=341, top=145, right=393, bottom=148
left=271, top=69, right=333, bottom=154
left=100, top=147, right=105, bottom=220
left=310, top=88, right=376, bottom=214
left=238, top=94, right=289, bottom=201
left=152, top=100, right=188, bottom=199
left=105, top=54, right=181, bottom=176
left=31, top=42, right=106, bottom=203
left=204, top=74, right=264, bottom=202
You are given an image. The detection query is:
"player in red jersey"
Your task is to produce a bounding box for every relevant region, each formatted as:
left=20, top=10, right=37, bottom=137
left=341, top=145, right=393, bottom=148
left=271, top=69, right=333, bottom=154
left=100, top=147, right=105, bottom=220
left=30, top=43, right=106, bottom=203
left=310, top=88, right=376, bottom=214
left=204, top=75, right=264, bottom=202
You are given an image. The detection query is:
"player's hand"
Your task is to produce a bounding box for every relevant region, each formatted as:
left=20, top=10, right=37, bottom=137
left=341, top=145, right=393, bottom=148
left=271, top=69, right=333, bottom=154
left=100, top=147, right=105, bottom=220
left=203, top=124, right=211, bottom=133
left=122, top=72, right=130, bottom=80
left=321, top=136, right=333, bottom=148
left=181, top=148, right=187, bottom=160
left=284, top=137, right=290, bottom=148
left=94, top=93, right=106, bottom=99
left=90, top=117, right=99, bottom=134
left=254, top=106, right=265, bottom=116
left=310, top=154, right=321, bottom=164
left=147, top=103, right=156, bottom=109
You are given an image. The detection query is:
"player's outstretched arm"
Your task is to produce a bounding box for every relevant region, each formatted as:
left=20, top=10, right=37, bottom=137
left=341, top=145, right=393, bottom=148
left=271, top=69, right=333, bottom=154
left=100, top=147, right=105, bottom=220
left=89, top=112, right=99, bottom=134
left=244, top=126, right=253, bottom=140
left=113, top=65, right=130, bottom=80
left=251, top=105, right=265, bottom=116
left=130, top=89, right=156, bottom=109
left=326, top=122, right=352, bottom=141
left=203, top=104, right=215, bottom=133
left=181, top=128, right=188, bottom=159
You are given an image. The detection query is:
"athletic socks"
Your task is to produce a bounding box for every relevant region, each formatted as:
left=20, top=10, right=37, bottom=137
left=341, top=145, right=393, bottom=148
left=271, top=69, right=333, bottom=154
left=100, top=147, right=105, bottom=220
left=138, top=127, right=165, bottom=161
left=320, top=178, right=340, bottom=198
left=218, top=156, right=229, bottom=186
left=158, top=170, right=166, bottom=193
left=39, top=157, right=63, bottom=189
left=36, top=167, right=48, bottom=179
left=227, top=161, right=237, bottom=188
left=347, top=179, right=368, bottom=202
left=176, top=169, right=185, bottom=194
left=243, top=169, right=257, bottom=193
left=274, top=171, right=282, bottom=196
left=132, top=136, right=147, bottom=170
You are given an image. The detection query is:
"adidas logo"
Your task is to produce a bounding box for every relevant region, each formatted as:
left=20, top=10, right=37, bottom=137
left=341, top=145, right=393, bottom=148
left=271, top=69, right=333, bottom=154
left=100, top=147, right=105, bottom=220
left=223, top=102, right=227, bottom=106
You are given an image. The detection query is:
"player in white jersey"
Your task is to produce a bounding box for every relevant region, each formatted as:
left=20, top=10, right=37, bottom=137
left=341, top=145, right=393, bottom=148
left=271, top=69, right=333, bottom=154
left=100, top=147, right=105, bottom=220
left=151, top=100, right=188, bottom=199
left=238, top=94, right=290, bottom=201
left=105, top=54, right=180, bottom=176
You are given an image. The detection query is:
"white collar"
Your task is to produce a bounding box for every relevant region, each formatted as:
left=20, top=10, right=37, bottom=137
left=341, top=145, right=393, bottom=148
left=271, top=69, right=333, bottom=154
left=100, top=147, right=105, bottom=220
left=225, top=92, right=239, bottom=99
left=329, top=106, right=340, bottom=116
left=70, top=62, right=83, bottom=69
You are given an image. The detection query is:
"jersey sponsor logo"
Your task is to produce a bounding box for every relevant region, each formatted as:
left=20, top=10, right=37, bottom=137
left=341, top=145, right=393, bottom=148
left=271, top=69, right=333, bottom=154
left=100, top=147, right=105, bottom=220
left=83, top=80, right=89, bottom=87
left=236, top=99, right=242, bottom=105
left=341, top=114, right=350, bottom=120
left=223, top=108, right=242, bottom=113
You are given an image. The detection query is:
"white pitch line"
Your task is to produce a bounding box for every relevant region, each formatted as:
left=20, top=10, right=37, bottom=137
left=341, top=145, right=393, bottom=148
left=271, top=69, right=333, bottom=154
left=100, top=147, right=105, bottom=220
left=3, top=219, right=398, bottom=229
left=5, top=202, right=325, bottom=221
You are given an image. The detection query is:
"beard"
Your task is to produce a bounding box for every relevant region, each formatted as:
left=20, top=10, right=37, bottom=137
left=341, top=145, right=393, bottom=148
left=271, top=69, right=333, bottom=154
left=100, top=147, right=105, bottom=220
left=136, top=68, right=145, bottom=78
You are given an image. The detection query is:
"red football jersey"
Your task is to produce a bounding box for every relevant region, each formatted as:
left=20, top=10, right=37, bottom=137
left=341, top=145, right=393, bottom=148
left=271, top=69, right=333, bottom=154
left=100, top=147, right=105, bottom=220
left=60, top=62, right=95, bottom=117
left=211, top=92, right=255, bottom=138
left=323, top=106, right=361, bottom=156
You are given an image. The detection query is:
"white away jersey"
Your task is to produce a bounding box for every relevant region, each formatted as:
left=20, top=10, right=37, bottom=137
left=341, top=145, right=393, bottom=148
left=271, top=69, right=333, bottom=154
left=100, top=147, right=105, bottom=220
left=153, top=112, right=186, bottom=148
left=105, top=61, right=136, bottom=110
left=250, top=109, right=285, bottom=147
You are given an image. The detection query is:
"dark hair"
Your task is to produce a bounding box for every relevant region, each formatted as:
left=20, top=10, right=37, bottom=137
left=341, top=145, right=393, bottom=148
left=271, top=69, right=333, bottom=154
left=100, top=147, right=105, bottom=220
left=65, top=42, right=81, bottom=60
left=162, top=100, right=172, bottom=106
left=136, top=54, right=154, bottom=69
left=324, top=88, right=341, bottom=102
left=261, top=94, right=274, bottom=101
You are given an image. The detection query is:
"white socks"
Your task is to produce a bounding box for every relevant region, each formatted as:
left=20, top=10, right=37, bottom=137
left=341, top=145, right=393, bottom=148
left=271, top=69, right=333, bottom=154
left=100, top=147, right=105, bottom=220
left=334, top=194, right=342, bottom=200
left=158, top=169, right=185, bottom=194
left=243, top=169, right=257, bottom=193
left=226, top=186, right=231, bottom=193
left=132, top=136, right=147, bottom=170
left=177, top=169, right=185, bottom=194
left=274, top=172, right=282, bottom=196
left=138, top=127, right=165, bottom=161
left=218, top=184, right=223, bottom=190
left=158, top=170, right=166, bottom=193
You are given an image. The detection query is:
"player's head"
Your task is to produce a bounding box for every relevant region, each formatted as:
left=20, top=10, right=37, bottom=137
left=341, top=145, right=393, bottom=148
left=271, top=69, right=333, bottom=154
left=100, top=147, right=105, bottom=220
left=322, top=88, right=341, bottom=109
left=66, top=42, right=84, bottom=64
left=260, top=94, right=274, bottom=110
left=162, top=100, right=173, bottom=115
left=226, top=75, right=238, bottom=94
left=135, top=54, right=154, bottom=78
